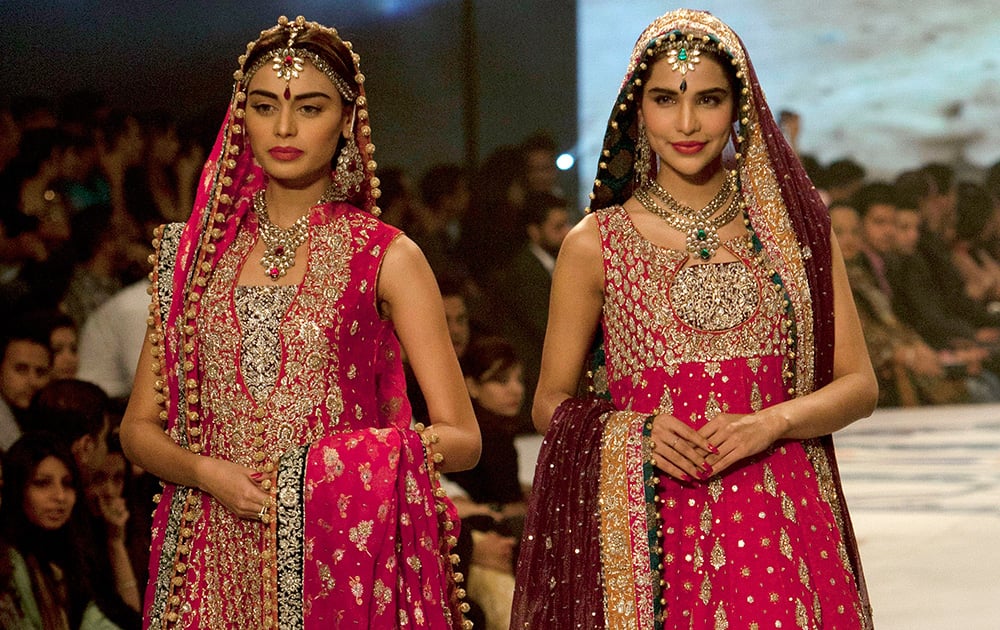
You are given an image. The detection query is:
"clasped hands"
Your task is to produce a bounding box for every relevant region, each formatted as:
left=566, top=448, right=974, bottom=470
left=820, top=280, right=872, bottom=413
left=647, top=411, right=784, bottom=482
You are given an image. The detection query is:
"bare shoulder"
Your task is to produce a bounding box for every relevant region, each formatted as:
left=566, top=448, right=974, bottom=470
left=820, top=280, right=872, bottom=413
left=554, top=212, right=605, bottom=292
left=377, top=233, right=437, bottom=305
left=559, top=212, right=603, bottom=263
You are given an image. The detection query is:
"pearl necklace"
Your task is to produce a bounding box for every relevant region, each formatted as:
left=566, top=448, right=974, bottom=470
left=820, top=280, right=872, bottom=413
left=253, top=190, right=315, bottom=280
left=635, top=179, right=744, bottom=261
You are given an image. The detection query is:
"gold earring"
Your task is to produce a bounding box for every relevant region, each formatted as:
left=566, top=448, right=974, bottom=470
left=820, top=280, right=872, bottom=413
left=635, top=122, right=652, bottom=186
left=331, top=135, right=364, bottom=200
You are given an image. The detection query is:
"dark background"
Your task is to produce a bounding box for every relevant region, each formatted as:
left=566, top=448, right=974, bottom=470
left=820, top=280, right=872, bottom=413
left=0, top=0, right=579, bottom=194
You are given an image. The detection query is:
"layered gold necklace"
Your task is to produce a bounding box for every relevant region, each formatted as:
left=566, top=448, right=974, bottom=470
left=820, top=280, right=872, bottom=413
left=253, top=189, right=330, bottom=280
left=635, top=171, right=743, bottom=260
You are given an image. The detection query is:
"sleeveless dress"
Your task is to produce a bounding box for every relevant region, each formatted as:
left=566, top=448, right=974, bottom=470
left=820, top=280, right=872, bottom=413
left=144, top=205, right=463, bottom=629
left=594, top=205, right=867, bottom=629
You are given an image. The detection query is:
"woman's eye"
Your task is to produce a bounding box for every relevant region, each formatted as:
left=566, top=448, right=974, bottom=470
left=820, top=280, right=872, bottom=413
left=251, top=103, right=275, bottom=114
left=299, top=105, right=322, bottom=115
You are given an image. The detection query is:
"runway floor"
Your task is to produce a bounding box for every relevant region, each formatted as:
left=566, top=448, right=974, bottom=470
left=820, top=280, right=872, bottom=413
left=515, top=403, right=1000, bottom=629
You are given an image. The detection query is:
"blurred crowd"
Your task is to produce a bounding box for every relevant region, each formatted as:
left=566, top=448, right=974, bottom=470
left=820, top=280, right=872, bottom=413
left=1, top=92, right=999, bottom=628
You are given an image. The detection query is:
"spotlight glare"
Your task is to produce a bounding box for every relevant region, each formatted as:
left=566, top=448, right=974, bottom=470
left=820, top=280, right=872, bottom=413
left=556, top=153, right=575, bottom=171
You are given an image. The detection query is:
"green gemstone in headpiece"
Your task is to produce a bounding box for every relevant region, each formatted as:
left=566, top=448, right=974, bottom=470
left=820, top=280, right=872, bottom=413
left=678, top=48, right=688, bottom=61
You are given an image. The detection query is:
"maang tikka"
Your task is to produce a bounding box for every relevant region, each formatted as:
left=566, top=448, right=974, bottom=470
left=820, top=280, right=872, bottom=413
left=243, top=17, right=359, bottom=103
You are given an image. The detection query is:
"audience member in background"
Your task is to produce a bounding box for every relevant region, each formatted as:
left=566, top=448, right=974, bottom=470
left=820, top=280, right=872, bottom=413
left=491, top=191, right=571, bottom=433
left=375, top=165, right=418, bottom=230
left=520, top=131, right=560, bottom=196
left=91, top=432, right=154, bottom=613
left=96, top=110, right=144, bottom=234
left=821, top=157, right=866, bottom=205
left=410, top=163, right=470, bottom=274
left=891, top=195, right=1000, bottom=402
left=60, top=205, right=125, bottom=327
left=951, top=182, right=1000, bottom=303
left=39, top=310, right=80, bottom=380
left=778, top=109, right=801, bottom=155
left=832, top=203, right=977, bottom=405
left=449, top=336, right=527, bottom=630
left=76, top=279, right=151, bottom=403
left=890, top=171, right=1000, bottom=352
left=0, top=433, right=123, bottom=629
left=31, top=379, right=142, bottom=624
left=0, top=321, right=52, bottom=453
left=852, top=182, right=899, bottom=299
left=451, top=336, right=528, bottom=519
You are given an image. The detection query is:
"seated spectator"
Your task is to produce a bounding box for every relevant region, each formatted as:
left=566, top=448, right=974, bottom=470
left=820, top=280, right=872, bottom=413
left=0, top=320, right=52, bottom=453
left=952, top=182, right=1000, bottom=303
left=831, top=203, right=976, bottom=405
left=31, top=379, right=142, bottom=624
left=0, top=432, right=123, bottom=628
left=889, top=170, right=1000, bottom=352
left=38, top=310, right=79, bottom=380
left=450, top=336, right=528, bottom=518
left=446, top=337, right=528, bottom=630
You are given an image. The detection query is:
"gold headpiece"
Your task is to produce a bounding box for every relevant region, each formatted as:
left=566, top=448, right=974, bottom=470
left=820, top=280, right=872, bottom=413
left=650, top=32, right=724, bottom=92
left=240, top=15, right=358, bottom=102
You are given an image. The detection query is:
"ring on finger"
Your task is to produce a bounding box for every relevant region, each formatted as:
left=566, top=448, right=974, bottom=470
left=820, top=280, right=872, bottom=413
left=670, top=436, right=680, bottom=449
left=258, top=503, right=269, bottom=523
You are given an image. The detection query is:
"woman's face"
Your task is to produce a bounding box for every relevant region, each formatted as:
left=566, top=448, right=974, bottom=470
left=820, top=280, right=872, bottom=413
left=639, top=52, right=735, bottom=185
left=23, top=456, right=76, bottom=530
left=246, top=62, right=349, bottom=190
left=50, top=325, right=78, bottom=380
left=467, top=363, right=525, bottom=417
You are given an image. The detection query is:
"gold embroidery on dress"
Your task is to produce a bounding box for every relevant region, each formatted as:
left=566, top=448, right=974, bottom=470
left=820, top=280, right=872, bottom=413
left=751, top=382, right=763, bottom=412
left=709, top=538, right=725, bottom=570
left=598, top=207, right=789, bottom=389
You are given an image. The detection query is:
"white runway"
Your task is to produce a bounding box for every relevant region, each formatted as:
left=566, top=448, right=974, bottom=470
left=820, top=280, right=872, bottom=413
left=515, top=403, right=1000, bottom=629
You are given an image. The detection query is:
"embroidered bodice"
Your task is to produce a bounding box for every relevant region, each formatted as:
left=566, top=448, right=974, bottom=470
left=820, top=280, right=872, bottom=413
left=597, top=205, right=794, bottom=421
left=234, top=285, right=297, bottom=401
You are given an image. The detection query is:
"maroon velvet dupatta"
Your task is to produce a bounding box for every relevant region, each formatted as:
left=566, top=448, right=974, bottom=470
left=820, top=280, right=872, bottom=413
left=512, top=9, right=871, bottom=629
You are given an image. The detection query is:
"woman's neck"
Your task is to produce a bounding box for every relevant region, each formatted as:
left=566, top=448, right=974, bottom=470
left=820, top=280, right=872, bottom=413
left=263, top=178, right=332, bottom=227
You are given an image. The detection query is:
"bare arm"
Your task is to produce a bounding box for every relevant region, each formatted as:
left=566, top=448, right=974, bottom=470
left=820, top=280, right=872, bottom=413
left=378, top=235, right=481, bottom=472
left=120, top=330, right=271, bottom=520
left=531, top=215, right=605, bottom=433
left=700, top=229, right=878, bottom=474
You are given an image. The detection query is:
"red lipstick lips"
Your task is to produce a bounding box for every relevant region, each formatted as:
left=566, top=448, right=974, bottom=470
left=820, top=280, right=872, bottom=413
left=671, top=141, right=706, bottom=155
left=268, top=146, right=303, bottom=161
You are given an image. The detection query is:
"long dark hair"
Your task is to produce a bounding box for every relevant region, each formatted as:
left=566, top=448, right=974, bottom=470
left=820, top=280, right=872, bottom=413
left=0, top=432, right=93, bottom=628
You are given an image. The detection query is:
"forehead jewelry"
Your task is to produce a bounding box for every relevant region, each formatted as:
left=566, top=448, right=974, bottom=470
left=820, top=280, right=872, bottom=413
left=656, top=32, right=713, bottom=93
left=243, top=19, right=358, bottom=103
left=273, top=23, right=305, bottom=100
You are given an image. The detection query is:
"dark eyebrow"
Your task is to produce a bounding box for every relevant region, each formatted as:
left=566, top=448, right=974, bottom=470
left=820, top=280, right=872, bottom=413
left=647, top=86, right=729, bottom=97
left=247, top=89, right=334, bottom=101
